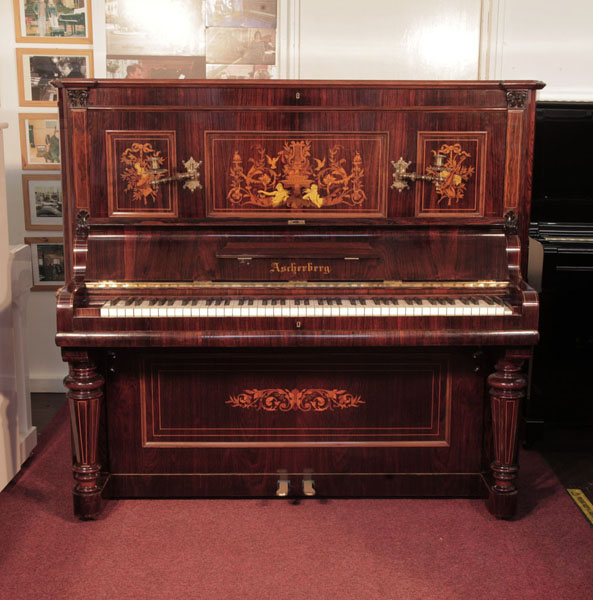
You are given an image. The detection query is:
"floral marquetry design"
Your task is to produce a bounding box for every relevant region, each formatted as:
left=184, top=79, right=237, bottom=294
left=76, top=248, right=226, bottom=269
left=227, top=140, right=367, bottom=210
left=120, top=142, right=165, bottom=205
left=226, top=388, right=365, bottom=412
left=426, top=143, right=475, bottom=206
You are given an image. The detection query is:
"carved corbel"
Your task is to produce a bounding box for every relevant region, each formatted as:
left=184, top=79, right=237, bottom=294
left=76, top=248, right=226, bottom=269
left=506, top=90, right=528, bottom=109
left=67, top=88, right=89, bottom=108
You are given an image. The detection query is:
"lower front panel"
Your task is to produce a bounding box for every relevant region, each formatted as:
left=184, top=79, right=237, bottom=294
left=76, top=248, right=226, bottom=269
left=102, top=348, right=490, bottom=498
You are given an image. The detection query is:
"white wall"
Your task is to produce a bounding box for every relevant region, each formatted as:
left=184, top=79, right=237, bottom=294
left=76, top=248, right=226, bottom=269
left=0, top=0, right=592, bottom=392
left=297, top=0, right=482, bottom=80
left=500, top=0, right=593, bottom=100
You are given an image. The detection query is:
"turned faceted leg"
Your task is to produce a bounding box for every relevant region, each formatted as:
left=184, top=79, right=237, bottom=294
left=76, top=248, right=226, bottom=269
left=63, top=352, right=105, bottom=519
left=486, top=351, right=528, bottom=519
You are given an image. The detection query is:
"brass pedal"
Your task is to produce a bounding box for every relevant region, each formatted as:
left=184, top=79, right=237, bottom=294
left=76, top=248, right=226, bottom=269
left=303, top=476, right=316, bottom=497
left=276, top=471, right=290, bottom=497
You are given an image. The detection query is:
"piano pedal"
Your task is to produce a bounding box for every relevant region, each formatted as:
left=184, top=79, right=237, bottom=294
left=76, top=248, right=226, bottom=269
left=276, top=471, right=291, bottom=497
left=303, top=470, right=316, bottom=496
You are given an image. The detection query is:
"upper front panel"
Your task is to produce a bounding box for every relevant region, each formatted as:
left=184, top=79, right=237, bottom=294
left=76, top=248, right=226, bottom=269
left=78, top=106, right=509, bottom=223
left=58, top=81, right=542, bottom=262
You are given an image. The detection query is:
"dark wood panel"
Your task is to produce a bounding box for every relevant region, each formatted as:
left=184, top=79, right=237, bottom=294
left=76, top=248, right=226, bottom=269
left=104, top=349, right=484, bottom=476
left=84, top=227, right=509, bottom=282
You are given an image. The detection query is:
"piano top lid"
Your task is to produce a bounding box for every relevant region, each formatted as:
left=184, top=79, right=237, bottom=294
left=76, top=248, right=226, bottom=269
left=55, top=78, right=546, bottom=91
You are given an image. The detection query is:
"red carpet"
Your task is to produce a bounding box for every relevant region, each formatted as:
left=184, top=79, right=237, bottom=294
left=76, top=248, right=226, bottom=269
left=1, top=406, right=592, bottom=600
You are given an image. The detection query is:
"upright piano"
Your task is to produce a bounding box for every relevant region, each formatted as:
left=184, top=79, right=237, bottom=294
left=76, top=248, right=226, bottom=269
left=56, top=79, right=543, bottom=520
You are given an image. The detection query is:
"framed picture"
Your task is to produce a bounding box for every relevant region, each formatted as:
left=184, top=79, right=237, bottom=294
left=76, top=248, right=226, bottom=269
left=105, top=0, right=204, bottom=57
left=25, top=237, right=65, bottom=290
left=13, top=0, right=93, bottom=44
left=16, top=48, right=94, bottom=107
left=22, top=174, right=63, bottom=230
left=19, top=113, right=61, bottom=170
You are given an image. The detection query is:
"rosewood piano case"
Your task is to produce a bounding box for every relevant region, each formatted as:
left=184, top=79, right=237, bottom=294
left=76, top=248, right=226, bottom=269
left=55, top=79, right=543, bottom=519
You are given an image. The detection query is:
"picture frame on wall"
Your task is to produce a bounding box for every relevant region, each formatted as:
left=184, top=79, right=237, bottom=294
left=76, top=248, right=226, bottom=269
left=22, top=174, right=63, bottom=231
left=18, top=113, right=61, bottom=170
left=16, top=48, right=94, bottom=107
left=25, top=236, right=65, bottom=291
left=13, top=0, right=93, bottom=44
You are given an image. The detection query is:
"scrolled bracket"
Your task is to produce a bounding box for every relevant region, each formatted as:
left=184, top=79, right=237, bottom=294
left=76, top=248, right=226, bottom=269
left=504, top=210, right=519, bottom=236
left=75, top=209, right=90, bottom=238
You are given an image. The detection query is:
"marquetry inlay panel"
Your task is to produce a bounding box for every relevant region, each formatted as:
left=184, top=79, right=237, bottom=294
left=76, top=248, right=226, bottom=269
left=415, top=131, right=487, bottom=217
left=205, top=132, right=388, bottom=219
left=139, top=354, right=451, bottom=447
left=106, top=130, right=178, bottom=218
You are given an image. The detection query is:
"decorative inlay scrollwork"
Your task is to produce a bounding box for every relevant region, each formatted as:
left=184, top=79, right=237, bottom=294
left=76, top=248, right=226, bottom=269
left=228, top=140, right=367, bottom=210
left=506, top=90, right=528, bottom=109
left=426, top=143, right=475, bottom=206
left=67, top=89, right=89, bottom=108
left=120, top=142, right=165, bottom=204
left=226, top=388, right=365, bottom=412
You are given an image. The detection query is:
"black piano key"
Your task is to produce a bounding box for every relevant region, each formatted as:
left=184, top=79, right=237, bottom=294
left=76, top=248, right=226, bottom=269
left=428, top=298, right=438, bottom=305
left=238, top=299, right=245, bottom=306
left=405, top=298, right=414, bottom=305
left=158, top=299, right=167, bottom=306
left=191, top=299, right=199, bottom=306
left=248, top=299, right=254, bottom=306
left=262, top=299, right=268, bottom=306
left=134, top=298, right=144, bottom=306
left=181, top=299, right=190, bottom=306
left=373, top=299, right=381, bottom=305
left=460, top=298, right=470, bottom=305
left=280, top=299, right=286, bottom=305
left=482, top=296, right=495, bottom=305
left=295, top=299, right=301, bottom=306
left=224, top=299, right=230, bottom=305
left=469, top=297, right=479, bottom=305
left=304, top=299, right=310, bottom=305
left=446, top=298, right=455, bottom=305
left=336, top=299, right=342, bottom=305
left=166, top=298, right=175, bottom=306
left=413, top=298, right=422, bottom=305
left=360, top=299, right=367, bottom=305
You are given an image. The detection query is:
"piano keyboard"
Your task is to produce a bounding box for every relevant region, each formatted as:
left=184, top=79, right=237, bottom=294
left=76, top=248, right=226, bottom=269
left=100, top=296, right=513, bottom=318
